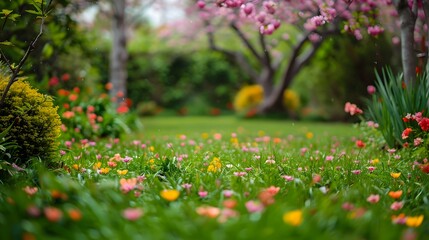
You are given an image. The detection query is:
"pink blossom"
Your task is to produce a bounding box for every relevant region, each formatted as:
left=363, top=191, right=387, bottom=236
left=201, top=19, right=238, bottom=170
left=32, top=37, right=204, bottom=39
left=344, top=102, right=363, bottom=115
left=122, top=208, right=143, bottom=221
left=233, top=172, right=247, bottom=177
left=367, top=85, right=376, bottom=94
left=282, top=175, right=294, bottom=182
left=197, top=0, right=205, bottom=9
left=367, top=25, right=384, bottom=36
left=245, top=200, right=264, bottom=213
left=367, top=166, right=376, bottom=172
left=366, top=194, right=380, bottom=204
left=223, top=190, right=234, bottom=198
left=325, top=155, right=334, bottom=161
left=351, top=170, right=361, bottom=175
left=199, top=191, right=208, bottom=198
left=390, top=201, right=404, bottom=211
left=414, top=138, right=423, bottom=146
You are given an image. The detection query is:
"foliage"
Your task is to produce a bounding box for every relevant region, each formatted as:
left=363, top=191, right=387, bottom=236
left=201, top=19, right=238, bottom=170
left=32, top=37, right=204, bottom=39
left=293, top=35, right=397, bottom=121
left=0, top=117, right=428, bottom=239
left=0, top=74, right=61, bottom=164
left=53, top=78, right=142, bottom=140
left=127, top=50, right=248, bottom=114
left=365, top=68, right=429, bottom=148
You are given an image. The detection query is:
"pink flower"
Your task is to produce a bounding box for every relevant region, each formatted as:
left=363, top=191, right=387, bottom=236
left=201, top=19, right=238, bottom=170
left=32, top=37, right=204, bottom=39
left=344, top=102, right=363, bottom=116
left=199, top=191, right=208, bottom=198
left=196, top=0, right=205, bottom=9
left=282, top=175, right=294, bottom=182
left=414, top=138, right=423, bottom=146
left=122, top=208, right=143, bottom=221
left=367, top=85, right=376, bottom=94
left=242, top=3, right=254, bottom=15
left=390, top=201, right=404, bottom=211
left=233, top=172, right=247, bottom=177
left=245, top=200, right=264, bottom=213
left=366, top=194, right=380, bottom=204
left=223, top=190, right=234, bottom=198
left=351, top=170, right=361, bottom=175
left=367, top=166, right=376, bottom=173
left=367, top=25, right=384, bottom=36
left=342, top=202, right=355, bottom=211
left=325, top=155, right=334, bottom=161
left=23, top=186, right=38, bottom=196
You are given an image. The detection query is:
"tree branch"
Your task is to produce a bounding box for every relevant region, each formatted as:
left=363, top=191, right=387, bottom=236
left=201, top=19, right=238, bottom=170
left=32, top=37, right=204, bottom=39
left=229, top=22, right=263, bottom=63
left=205, top=21, right=259, bottom=81
left=0, top=17, right=45, bottom=107
left=258, top=33, right=272, bottom=69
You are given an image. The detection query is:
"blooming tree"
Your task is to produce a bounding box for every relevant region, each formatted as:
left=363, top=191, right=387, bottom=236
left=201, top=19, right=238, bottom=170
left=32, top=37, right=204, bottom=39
left=191, top=0, right=428, bottom=113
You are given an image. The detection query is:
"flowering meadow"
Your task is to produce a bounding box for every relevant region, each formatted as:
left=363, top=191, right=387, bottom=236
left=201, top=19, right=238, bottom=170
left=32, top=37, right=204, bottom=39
left=0, top=116, right=428, bottom=239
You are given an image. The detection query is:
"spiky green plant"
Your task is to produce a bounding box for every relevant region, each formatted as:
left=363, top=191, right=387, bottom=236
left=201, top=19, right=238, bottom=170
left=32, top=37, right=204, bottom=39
left=365, top=67, right=429, bottom=148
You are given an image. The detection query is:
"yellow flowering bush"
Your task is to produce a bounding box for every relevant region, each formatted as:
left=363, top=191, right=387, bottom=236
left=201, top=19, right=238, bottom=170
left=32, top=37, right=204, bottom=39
left=283, top=89, right=300, bottom=111
left=0, top=74, right=61, bottom=164
left=233, top=85, right=264, bottom=112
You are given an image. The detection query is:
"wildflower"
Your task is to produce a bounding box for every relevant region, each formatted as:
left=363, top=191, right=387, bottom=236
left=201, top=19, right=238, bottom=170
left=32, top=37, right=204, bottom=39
left=44, top=207, right=63, bottom=222
left=218, top=208, right=239, bottom=223
left=351, top=170, right=361, bottom=175
left=181, top=183, right=192, bottom=190
left=414, top=137, right=423, bottom=146
left=26, top=205, right=41, bottom=217
left=265, top=159, right=276, bottom=164
left=196, top=206, right=221, bottom=218
left=390, top=172, right=401, bottom=179
left=207, top=157, right=222, bottom=172
left=390, top=201, right=404, bottom=211
left=367, top=85, right=376, bottom=94
left=68, top=209, right=82, bottom=221
left=122, top=156, right=133, bottom=163
left=355, top=140, right=365, bottom=148
left=371, top=158, right=380, bottom=165
left=283, top=210, right=303, bottom=226
left=233, top=172, right=247, bottom=177
left=223, top=199, right=237, bottom=209
left=306, top=132, right=314, bottom=139
left=325, top=155, right=334, bottom=161
left=223, top=190, right=234, bottom=198
left=406, top=215, right=424, bottom=227
left=367, top=166, right=376, bottom=173
left=122, top=208, right=143, bottom=221
left=282, top=175, right=294, bottom=181
left=388, top=190, right=403, bottom=199
left=366, top=121, right=379, bottom=128
left=420, top=163, right=429, bottom=173
left=117, top=169, right=128, bottom=175
left=160, top=189, right=180, bottom=201
left=23, top=186, right=38, bottom=196
left=93, top=161, right=102, bottom=170
left=120, top=178, right=137, bottom=193
left=391, top=213, right=407, bottom=224
left=51, top=190, right=68, bottom=200
left=312, top=174, right=321, bottom=183
left=348, top=207, right=367, bottom=219
left=344, top=102, right=363, bottom=115
left=99, top=167, right=111, bottom=174
left=198, top=191, right=208, bottom=198
left=342, top=202, right=355, bottom=211
left=401, top=128, right=412, bottom=139
left=245, top=200, right=264, bottom=213
left=366, top=194, right=380, bottom=204
left=419, top=117, right=429, bottom=131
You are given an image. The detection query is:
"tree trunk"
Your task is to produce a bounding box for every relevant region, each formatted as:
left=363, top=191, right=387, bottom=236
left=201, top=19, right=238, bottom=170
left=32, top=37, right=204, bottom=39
left=395, top=0, right=417, bottom=85
left=110, top=0, right=128, bottom=103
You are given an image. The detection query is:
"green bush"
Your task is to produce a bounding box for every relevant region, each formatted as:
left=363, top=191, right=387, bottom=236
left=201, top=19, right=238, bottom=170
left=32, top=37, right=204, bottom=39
left=0, top=74, right=61, bottom=164
left=365, top=68, right=429, bottom=148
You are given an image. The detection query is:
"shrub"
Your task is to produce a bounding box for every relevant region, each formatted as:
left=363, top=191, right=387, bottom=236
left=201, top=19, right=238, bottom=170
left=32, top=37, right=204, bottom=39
left=233, top=85, right=264, bottom=113
left=364, top=68, right=429, bottom=148
left=0, top=75, right=61, bottom=164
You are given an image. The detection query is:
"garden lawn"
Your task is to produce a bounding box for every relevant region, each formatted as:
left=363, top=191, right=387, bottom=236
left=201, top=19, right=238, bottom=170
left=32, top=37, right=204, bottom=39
left=1, top=116, right=428, bottom=240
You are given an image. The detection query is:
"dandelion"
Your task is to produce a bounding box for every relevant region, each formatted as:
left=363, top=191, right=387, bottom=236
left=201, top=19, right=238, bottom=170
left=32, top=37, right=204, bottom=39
left=406, top=215, right=424, bottom=227
left=283, top=210, right=303, bottom=226
left=388, top=190, right=403, bottom=199
left=390, top=172, right=401, bottom=179
left=160, top=189, right=180, bottom=201
left=122, top=208, right=143, bottom=221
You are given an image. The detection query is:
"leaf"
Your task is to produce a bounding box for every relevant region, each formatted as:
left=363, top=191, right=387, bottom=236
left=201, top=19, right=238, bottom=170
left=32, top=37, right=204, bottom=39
left=8, top=13, right=20, bottom=21
left=1, top=9, right=13, bottom=16
left=25, top=9, right=41, bottom=15
left=0, top=41, right=14, bottom=46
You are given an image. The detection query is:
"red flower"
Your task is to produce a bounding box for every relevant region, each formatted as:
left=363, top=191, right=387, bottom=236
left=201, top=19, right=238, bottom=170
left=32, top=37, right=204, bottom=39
left=356, top=140, right=365, bottom=148
left=49, top=76, right=59, bottom=87
left=419, top=118, right=429, bottom=131
left=421, top=163, right=429, bottom=174
left=401, top=128, right=412, bottom=139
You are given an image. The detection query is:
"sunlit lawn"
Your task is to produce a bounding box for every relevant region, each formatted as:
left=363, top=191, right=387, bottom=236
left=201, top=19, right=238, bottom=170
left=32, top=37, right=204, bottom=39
left=1, top=116, right=428, bottom=240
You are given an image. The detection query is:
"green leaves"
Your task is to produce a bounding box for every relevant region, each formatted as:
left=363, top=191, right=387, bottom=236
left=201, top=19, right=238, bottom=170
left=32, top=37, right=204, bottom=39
left=1, top=9, right=20, bottom=21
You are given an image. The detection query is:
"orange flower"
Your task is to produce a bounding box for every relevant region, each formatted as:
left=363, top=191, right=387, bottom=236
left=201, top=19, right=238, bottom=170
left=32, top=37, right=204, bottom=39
left=223, top=199, right=237, bottom=209
left=44, top=207, right=63, bottom=222
left=196, top=206, right=221, bottom=218
left=68, top=209, right=82, bottom=221
left=51, top=190, right=68, bottom=200
left=160, top=189, right=180, bottom=202
left=388, top=190, right=403, bottom=199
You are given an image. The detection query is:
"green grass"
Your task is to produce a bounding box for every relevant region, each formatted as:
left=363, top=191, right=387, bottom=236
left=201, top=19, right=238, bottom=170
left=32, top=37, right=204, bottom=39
left=1, top=116, right=428, bottom=240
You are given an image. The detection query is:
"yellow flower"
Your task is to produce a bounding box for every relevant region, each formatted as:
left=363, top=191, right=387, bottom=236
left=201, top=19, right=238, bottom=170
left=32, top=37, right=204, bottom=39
left=72, top=164, right=80, bottom=170
left=390, top=172, right=401, bottom=179
left=406, top=215, right=424, bottom=227
left=306, top=132, right=314, bottom=139
left=99, top=167, right=110, bottom=174
left=283, top=209, right=303, bottom=226
left=117, top=169, right=128, bottom=175
left=149, top=146, right=155, bottom=151
left=258, top=130, right=265, bottom=137
left=233, top=85, right=264, bottom=111
left=283, top=89, right=300, bottom=111
left=201, top=133, right=209, bottom=139
left=207, top=157, right=222, bottom=173
left=160, top=189, right=180, bottom=202
left=371, top=159, right=380, bottom=165
left=93, top=162, right=102, bottom=170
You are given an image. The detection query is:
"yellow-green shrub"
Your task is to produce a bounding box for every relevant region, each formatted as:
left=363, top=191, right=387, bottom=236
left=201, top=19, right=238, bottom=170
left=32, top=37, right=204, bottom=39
left=0, top=74, right=61, bottom=164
